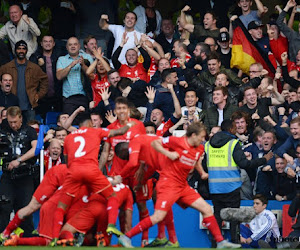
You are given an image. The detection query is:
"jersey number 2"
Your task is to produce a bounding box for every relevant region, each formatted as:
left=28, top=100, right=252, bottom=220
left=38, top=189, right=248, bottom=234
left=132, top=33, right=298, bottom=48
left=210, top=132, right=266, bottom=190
left=74, top=136, right=86, bottom=158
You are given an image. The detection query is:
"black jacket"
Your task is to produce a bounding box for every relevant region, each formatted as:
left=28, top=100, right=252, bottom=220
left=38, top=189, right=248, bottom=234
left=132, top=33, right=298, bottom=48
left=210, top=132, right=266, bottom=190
left=0, top=90, right=19, bottom=108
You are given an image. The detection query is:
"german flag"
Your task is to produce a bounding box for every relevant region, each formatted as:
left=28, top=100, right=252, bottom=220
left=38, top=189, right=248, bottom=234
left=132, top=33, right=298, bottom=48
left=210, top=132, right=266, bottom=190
left=230, top=18, right=275, bottom=76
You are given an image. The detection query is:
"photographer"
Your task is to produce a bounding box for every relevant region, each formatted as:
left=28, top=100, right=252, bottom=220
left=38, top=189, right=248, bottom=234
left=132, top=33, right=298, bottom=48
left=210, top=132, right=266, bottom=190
left=0, top=106, right=37, bottom=236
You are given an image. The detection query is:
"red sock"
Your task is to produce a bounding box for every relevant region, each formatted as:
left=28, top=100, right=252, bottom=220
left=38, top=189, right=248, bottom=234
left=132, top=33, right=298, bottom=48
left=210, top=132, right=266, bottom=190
left=3, top=211, right=24, bottom=237
left=53, top=208, right=65, bottom=239
left=203, top=215, right=224, bottom=242
left=59, top=230, right=74, bottom=240
left=107, top=196, right=119, bottom=225
left=125, top=216, right=153, bottom=238
left=140, top=210, right=149, bottom=241
left=165, top=210, right=177, bottom=243
left=157, top=220, right=166, bottom=239
left=17, top=237, right=50, bottom=246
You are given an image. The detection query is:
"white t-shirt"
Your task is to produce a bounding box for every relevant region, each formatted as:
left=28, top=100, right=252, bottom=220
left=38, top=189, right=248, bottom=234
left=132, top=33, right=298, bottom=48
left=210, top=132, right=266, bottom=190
left=109, top=24, right=153, bottom=65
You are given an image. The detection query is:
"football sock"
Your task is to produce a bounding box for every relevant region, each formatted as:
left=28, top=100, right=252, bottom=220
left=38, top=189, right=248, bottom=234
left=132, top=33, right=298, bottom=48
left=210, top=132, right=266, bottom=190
left=3, top=211, right=24, bottom=237
left=107, top=196, right=119, bottom=225
left=203, top=215, right=224, bottom=242
left=125, top=217, right=152, bottom=238
left=53, top=208, right=65, bottom=239
left=17, top=237, right=50, bottom=246
left=140, top=210, right=149, bottom=241
left=165, top=210, right=177, bottom=243
left=59, top=230, right=73, bottom=240
left=157, top=220, right=166, bottom=239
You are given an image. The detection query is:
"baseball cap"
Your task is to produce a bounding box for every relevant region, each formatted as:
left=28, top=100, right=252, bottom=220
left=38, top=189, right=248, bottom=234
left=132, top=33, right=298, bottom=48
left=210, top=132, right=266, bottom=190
left=247, top=21, right=264, bottom=30
left=218, top=32, right=230, bottom=42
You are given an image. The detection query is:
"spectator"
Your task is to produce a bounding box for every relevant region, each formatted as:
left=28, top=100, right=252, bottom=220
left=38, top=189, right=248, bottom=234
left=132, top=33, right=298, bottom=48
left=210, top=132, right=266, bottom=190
left=215, top=72, right=239, bottom=106
left=185, top=42, right=210, bottom=73
left=204, top=86, right=238, bottom=133
left=240, top=194, right=280, bottom=248
left=274, top=156, right=296, bottom=201
left=247, top=21, right=270, bottom=55
left=232, top=111, right=253, bottom=147
left=237, top=0, right=267, bottom=29
left=179, top=5, right=220, bottom=41
left=0, top=40, right=48, bottom=124
left=43, top=138, right=62, bottom=172
left=149, top=57, right=171, bottom=86
left=90, top=112, right=103, bottom=128
left=0, top=106, right=38, bottom=237
left=181, top=88, right=202, bottom=119
left=144, top=121, right=156, bottom=134
left=170, top=39, right=191, bottom=68
left=56, top=37, right=93, bottom=125
left=99, top=11, right=164, bottom=64
left=0, top=73, right=19, bottom=108
left=48, top=0, right=77, bottom=56
left=107, top=69, right=122, bottom=101
left=86, top=48, right=111, bottom=108
left=112, top=32, right=151, bottom=83
left=29, top=35, right=62, bottom=117
left=204, top=37, right=218, bottom=52
left=240, top=86, right=284, bottom=130
left=216, top=32, right=231, bottom=69
left=133, top=0, right=162, bottom=38
left=152, top=68, right=183, bottom=120
left=276, top=0, right=300, bottom=62
left=155, top=18, right=180, bottom=56
left=83, top=35, right=98, bottom=59
left=0, top=4, right=40, bottom=58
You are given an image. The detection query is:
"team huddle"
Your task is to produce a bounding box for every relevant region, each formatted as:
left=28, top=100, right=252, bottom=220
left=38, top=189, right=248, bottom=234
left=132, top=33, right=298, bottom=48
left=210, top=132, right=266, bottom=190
left=0, top=98, right=240, bottom=248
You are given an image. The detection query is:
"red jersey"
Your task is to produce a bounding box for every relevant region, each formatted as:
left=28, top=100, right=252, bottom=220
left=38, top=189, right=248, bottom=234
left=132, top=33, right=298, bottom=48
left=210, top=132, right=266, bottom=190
left=105, top=118, right=146, bottom=175
left=156, top=119, right=174, bottom=136
left=64, top=127, right=110, bottom=169
left=147, top=57, right=157, bottom=82
left=118, top=63, right=148, bottom=82
left=170, top=53, right=191, bottom=68
left=161, top=136, right=204, bottom=187
left=33, top=164, right=68, bottom=204
left=113, top=183, right=133, bottom=211
left=120, top=134, right=163, bottom=178
left=91, top=74, right=110, bottom=107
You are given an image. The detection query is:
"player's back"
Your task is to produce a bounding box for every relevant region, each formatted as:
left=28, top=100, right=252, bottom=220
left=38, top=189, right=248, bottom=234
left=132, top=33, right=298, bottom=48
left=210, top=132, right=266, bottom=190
left=64, top=127, right=109, bottom=168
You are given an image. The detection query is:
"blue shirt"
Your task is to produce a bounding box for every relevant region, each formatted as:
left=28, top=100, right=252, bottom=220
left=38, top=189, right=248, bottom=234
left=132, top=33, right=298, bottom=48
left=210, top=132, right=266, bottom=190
left=57, top=50, right=93, bottom=98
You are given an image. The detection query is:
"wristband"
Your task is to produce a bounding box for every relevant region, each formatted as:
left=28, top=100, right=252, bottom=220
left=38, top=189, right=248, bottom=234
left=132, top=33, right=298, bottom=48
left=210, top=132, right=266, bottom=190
left=136, top=44, right=141, bottom=49
left=126, top=123, right=133, bottom=128
left=17, top=157, right=22, bottom=163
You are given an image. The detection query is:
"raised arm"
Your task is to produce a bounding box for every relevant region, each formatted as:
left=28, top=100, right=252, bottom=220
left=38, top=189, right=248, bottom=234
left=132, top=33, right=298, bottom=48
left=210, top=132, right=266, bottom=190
left=22, top=14, right=41, bottom=36
left=112, top=32, right=128, bottom=70
left=254, top=0, right=267, bottom=17
left=179, top=5, right=194, bottom=33
left=61, top=106, right=85, bottom=130
left=99, top=14, right=110, bottom=30
left=167, top=84, right=182, bottom=118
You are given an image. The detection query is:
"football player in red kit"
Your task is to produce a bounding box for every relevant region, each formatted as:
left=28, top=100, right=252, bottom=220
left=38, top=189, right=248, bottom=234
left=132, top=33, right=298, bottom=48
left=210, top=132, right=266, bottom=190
left=0, top=162, right=68, bottom=245
left=118, top=122, right=241, bottom=248
left=51, top=114, right=135, bottom=245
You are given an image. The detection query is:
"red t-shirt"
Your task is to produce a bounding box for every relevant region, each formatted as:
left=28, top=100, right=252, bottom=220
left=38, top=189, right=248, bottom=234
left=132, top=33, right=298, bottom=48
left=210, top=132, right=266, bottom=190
left=120, top=134, right=161, bottom=178
left=118, top=63, right=148, bottom=82
left=106, top=118, right=146, bottom=175
left=161, top=136, right=204, bottom=186
left=170, top=54, right=191, bottom=68
left=147, top=57, right=157, bottom=82
left=64, top=127, right=110, bottom=169
left=156, top=119, right=174, bottom=136
left=91, top=74, right=110, bottom=107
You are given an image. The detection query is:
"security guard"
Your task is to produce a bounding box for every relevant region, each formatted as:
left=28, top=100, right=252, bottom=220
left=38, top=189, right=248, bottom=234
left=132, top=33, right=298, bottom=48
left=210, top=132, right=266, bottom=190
left=205, top=119, right=273, bottom=243
left=0, top=106, right=37, bottom=237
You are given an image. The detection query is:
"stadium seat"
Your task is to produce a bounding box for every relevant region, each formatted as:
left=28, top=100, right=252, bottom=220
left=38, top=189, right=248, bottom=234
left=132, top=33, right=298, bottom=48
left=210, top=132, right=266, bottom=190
left=35, top=114, right=43, bottom=124
left=45, top=112, right=61, bottom=126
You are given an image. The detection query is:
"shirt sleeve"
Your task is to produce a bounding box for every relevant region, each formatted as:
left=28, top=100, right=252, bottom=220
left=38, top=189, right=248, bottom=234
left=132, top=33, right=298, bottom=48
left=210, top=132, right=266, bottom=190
left=251, top=212, right=275, bottom=241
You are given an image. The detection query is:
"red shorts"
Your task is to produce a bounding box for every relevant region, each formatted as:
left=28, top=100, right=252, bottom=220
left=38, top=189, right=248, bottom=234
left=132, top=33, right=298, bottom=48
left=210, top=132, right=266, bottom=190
left=155, top=177, right=200, bottom=212
left=67, top=195, right=108, bottom=234
left=134, top=179, right=153, bottom=203
left=39, top=200, right=56, bottom=239
left=63, top=166, right=113, bottom=198
left=33, top=178, right=57, bottom=205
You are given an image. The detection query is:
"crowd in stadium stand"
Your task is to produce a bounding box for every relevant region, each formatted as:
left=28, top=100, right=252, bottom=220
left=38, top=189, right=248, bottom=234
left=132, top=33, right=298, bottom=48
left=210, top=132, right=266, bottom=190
left=1, top=0, right=300, bottom=247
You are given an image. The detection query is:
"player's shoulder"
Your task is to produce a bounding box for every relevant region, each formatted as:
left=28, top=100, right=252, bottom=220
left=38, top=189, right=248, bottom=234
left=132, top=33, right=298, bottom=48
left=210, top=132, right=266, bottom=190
left=107, top=120, right=119, bottom=129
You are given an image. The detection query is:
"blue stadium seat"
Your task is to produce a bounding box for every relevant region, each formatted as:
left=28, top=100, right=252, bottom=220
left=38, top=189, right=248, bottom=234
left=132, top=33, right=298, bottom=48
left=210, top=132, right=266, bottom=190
left=35, top=114, right=43, bottom=124
left=45, top=112, right=61, bottom=126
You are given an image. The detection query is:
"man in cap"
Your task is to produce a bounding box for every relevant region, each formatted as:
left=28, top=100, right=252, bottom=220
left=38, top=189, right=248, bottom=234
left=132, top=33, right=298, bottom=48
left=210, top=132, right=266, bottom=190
left=217, top=31, right=231, bottom=69
left=0, top=40, right=48, bottom=123
left=0, top=4, right=40, bottom=58
left=248, top=21, right=270, bottom=55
